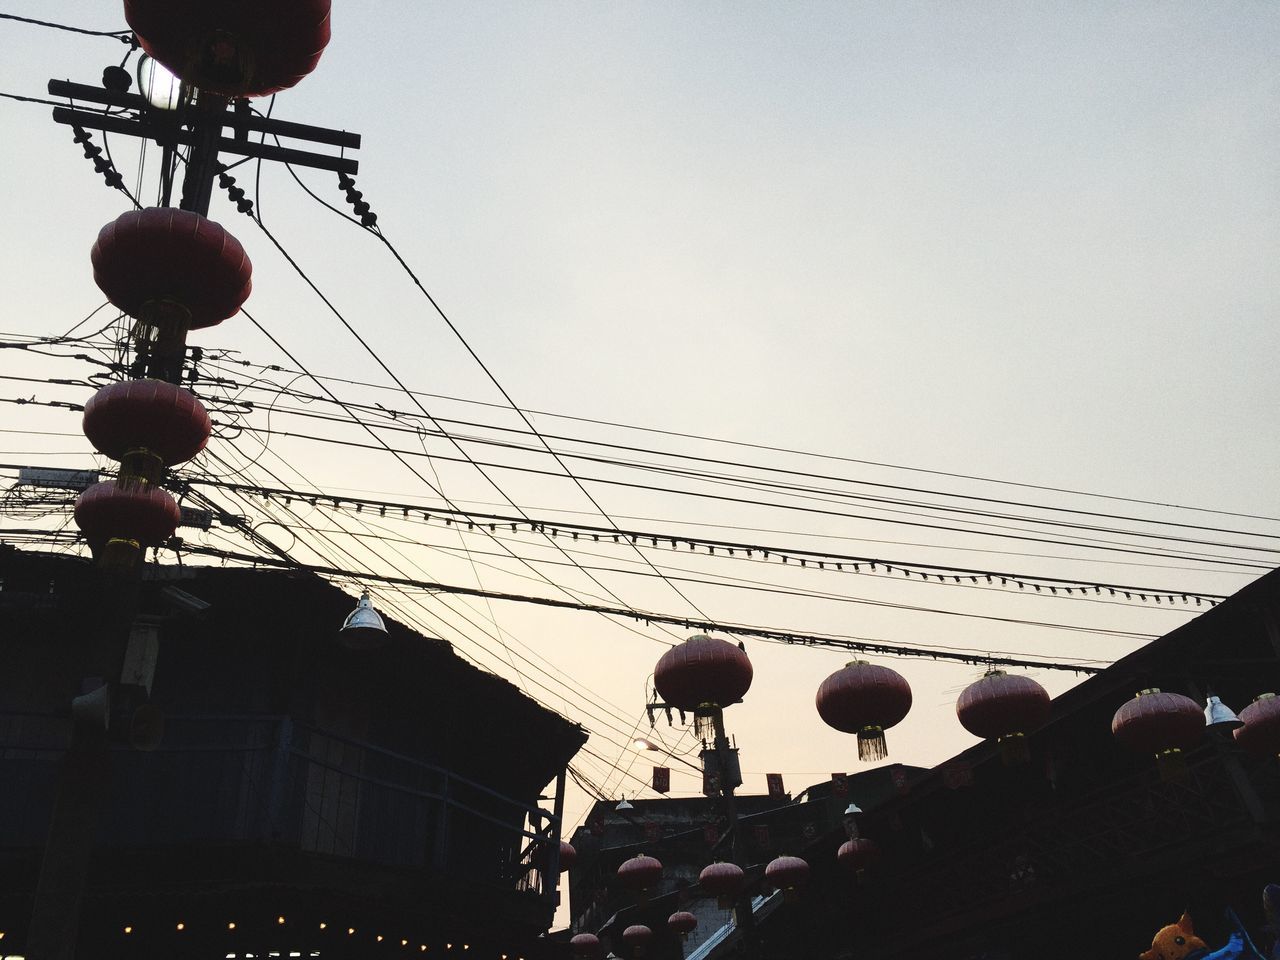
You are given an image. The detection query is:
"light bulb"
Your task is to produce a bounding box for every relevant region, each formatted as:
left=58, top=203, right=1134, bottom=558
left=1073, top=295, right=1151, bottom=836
left=138, top=56, right=182, bottom=111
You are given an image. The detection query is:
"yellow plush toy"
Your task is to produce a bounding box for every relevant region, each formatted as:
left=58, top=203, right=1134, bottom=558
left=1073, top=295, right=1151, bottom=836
left=1140, top=913, right=1207, bottom=960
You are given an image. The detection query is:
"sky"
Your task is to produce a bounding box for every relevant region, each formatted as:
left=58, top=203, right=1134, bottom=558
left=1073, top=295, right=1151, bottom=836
left=1, top=0, right=1278, bottom=929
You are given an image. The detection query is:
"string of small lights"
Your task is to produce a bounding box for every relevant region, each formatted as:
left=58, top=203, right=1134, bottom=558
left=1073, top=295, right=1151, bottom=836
left=181, top=478, right=1227, bottom=606
left=167, top=541, right=1115, bottom=674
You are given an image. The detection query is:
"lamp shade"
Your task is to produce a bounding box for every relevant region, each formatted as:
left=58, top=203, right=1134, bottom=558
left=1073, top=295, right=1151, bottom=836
left=339, top=591, right=388, bottom=650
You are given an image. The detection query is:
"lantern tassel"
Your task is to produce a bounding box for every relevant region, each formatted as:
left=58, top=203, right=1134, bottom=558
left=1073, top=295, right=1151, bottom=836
left=857, top=727, right=887, bottom=762
left=694, top=705, right=718, bottom=742
left=99, top=537, right=143, bottom=574
left=1156, top=748, right=1189, bottom=783
left=999, top=732, right=1031, bottom=765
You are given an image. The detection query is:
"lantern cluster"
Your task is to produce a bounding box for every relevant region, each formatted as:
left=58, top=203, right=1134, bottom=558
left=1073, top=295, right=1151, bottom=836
left=74, top=207, right=250, bottom=571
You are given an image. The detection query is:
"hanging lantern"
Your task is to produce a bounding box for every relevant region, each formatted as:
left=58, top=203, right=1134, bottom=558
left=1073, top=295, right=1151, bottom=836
left=621, top=925, right=652, bottom=957
left=123, top=0, right=332, bottom=98
left=816, top=661, right=912, bottom=761
left=956, top=669, right=1050, bottom=764
left=569, top=933, right=601, bottom=960
left=764, top=855, right=810, bottom=902
left=617, top=854, right=662, bottom=894
left=1235, top=693, right=1280, bottom=758
left=92, top=208, right=252, bottom=335
left=837, top=837, right=881, bottom=877
left=1112, top=688, right=1203, bottom=780
left=557, top=839, right=577, bottom=872
left=667, top=911, right=697, bottom=940
left=699, top=860, right=745, bottom=909
left=655, top=633, right=752, bottom=709
left=82, top=379, right=212, bottom=481
left=74, top=480, right=182, bottom=570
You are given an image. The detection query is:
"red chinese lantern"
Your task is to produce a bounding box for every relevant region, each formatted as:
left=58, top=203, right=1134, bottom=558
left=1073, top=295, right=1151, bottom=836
left=837, top=837, right=881, bottom=875
left=956, top=669, right=1050, bottom=764
left=1235, top=693, right=1280, bottom=758
left=667, top=911, right=697, bottom=939
left=654, top=633, right=753, bottom=711
left=699, top=860, right=745, bottom=909
left=816, top=661, right=913, bottom=761
left=569, top=933, right=601, bottom=960
left=82, top=379, right=212, bottom=480
left=1112, top=688, right=1203, bottom=780
left=74, top=480, right=182, bottom=569
left=91, top=208, right=252, bottom=333
left=617, top=854, right=662, bottom=893
left=765, top=855, right=809, bottom=902
left=557, top=839, right=577, bottom=872
left=621, top=925, right=652, bottom=956
left=123, top=0, right=332, bottom=98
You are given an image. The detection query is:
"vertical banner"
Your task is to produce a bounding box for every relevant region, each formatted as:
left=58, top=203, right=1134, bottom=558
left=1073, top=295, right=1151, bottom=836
left=703, top=824, right=720, bottom=844
left=891, top=767, right=910, bottom=795
left=653, top=766, right=670, bottom=794
left=766, top=773, right=785, bottom=798
left=831, top=772, right=849, bottom=797
left=645, top=821, right=661, bottom=843
left=753, top=824, right=771, bottom=847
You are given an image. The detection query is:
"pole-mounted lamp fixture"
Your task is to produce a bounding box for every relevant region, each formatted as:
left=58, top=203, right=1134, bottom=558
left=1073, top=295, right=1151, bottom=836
left=340, top=590, right=388, bottom=650
left=1204, top=695, right=1243, bottom=731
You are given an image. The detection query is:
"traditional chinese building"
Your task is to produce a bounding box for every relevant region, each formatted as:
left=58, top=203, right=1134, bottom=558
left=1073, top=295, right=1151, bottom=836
left=726, top=567, right=1280, bottom=959
left=0, top=547, right=586, bottom=958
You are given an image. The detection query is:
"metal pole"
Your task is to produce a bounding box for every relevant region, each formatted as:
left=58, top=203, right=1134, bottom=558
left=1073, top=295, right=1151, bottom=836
left=712, top=709, right=755, bottom=956
left=26, top=89, right=228, bottom=959
left=549, top=769, right=567, bottom=908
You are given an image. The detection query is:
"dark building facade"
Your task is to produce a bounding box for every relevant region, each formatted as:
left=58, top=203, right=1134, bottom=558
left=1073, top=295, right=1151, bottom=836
left=567, top=765, right=923, bottom=958
left=723, top=569, right=1280, bottom=959
left=562, top=569, right=1280, bottom=960
left=0, top=549, right=586, bottom=958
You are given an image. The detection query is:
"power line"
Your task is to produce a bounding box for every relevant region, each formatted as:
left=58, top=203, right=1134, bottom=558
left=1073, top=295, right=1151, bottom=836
left=223, top=190, right=688, bottom=642
left=169, top=542, right=1115, bottom=674
left=182, top=477, right=1231, bottom=603
left=193, top=339, right=1280, bottom=527
left=0, top=12, right=132, bottom=40
left=188, top=369, right=1280, bottom=546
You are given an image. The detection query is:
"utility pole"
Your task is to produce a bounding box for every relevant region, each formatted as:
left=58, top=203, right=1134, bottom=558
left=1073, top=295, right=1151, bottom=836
left=708, top=708, right=757, bottom=957
left=27, top=59, right=360, bottom=959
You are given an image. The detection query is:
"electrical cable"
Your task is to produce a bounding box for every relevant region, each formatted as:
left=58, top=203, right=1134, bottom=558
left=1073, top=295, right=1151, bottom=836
left=226, top=196, right=688, bottom=641
left=0, top=12, right=132, bottom=40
